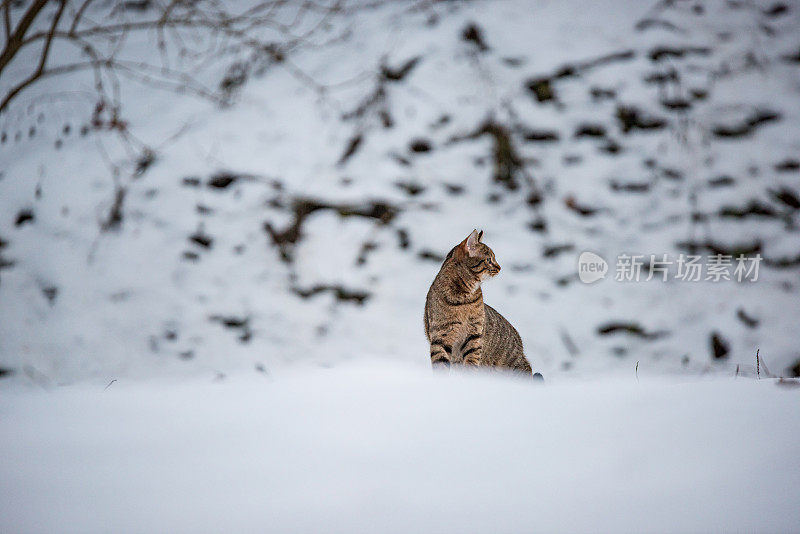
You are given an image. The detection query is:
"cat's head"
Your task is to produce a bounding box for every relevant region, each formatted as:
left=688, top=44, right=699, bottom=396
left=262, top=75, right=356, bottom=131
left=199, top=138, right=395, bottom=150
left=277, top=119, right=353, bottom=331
left=455, top=229, right=501, bottom=279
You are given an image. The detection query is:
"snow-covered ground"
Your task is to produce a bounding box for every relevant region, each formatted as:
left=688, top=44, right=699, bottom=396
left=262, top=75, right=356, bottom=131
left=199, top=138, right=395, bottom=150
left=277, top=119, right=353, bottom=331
left=2, top=364, right=799, bottom=533
left=1, top=1, right=799, bottom=530
left=1, top=0, right=799, bottom=382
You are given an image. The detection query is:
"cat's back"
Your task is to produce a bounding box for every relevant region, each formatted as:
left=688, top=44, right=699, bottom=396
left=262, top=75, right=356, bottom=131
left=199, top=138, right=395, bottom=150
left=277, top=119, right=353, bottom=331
left=482, top=304, right=530, bottom=372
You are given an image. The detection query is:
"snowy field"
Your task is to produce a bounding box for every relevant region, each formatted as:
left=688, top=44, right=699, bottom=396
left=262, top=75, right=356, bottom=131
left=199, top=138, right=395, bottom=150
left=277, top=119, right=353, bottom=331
left=1, top=0, right=800, bottom=531
left=2, top=364, right=800, bottom=533
left=1, top=0, right=799, bottom=382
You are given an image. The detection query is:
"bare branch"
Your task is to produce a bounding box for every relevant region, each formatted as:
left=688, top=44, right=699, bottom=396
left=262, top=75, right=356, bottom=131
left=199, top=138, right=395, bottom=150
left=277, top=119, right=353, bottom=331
left=0, top=0, right=49, bottom=75
left=0, top=0, right=67, bottom=114
left=69, top=0, right=97, bottom=35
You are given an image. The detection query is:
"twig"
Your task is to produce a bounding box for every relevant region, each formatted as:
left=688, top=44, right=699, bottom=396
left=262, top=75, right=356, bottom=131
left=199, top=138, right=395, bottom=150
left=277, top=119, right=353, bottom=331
left=756, top=348, right=760, bottom=379
left=635, top=360, right=639, bottom=382
left=104, top=378, right=117, bottom=390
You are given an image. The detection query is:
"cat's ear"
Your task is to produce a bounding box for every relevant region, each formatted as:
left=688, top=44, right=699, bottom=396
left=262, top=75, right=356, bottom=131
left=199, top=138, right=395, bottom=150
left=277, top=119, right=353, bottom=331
left=465, top=229, right=480, bottom=256
left=477, top=230, right=483, bottom=242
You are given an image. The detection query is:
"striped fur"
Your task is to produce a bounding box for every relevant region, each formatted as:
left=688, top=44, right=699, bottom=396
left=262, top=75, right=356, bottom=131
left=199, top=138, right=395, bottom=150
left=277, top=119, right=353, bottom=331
left=424, top=230, right=533, bottom=375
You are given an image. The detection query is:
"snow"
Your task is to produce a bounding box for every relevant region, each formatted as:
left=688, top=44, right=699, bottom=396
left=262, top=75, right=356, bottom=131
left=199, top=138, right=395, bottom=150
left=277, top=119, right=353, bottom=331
left=1, top=1, right=799, bottom=529
left=2, top=363, right=799, bottom=533
left=1, top=0, right=799, bottom=382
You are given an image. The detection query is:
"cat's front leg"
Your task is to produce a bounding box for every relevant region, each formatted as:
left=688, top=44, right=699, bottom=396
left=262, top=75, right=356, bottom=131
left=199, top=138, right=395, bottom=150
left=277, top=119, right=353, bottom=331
left=462, top=345, right=483, bottom=366
left=460, top=333, right=483, bottom=366
left=429, top=338, right=453, bottom=370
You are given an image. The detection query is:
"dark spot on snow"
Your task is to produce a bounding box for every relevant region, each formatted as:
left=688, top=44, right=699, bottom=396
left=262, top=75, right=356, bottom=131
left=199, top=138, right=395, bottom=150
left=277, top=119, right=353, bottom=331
left=521, top=128, right=559, bottom=142
left=418, top=250, right=444, bottom=262
left=662, top=168, right=683, bottom=180
left=164, top=329, right=178, bottom=341
left=380, top=56, right=422, bottom=81
left=711, top=109, right=780, bottom=138
left=774, top=159, right=799, bottom=172
left=264, top=197, right=398, bottom=263
left=565, top=195, right=601, bottom=217
left=563, top=154, right=582, bottom=166
left=599, top=139, right=623, bottom=154
left=542, top=243, right=574, bottom=258
left=189, top=229, right=213, bottom=249
left=661, top=98, right=692, bottom=111
left=179, top=350, right=194, bottom=360
left=769, top=188, right=800, bottom=209
left=391, top=153, right=411, bottom=167
left=396, top=228, right=410, bottom=249
left=764, top=253, right=800, bottom=269
left=353, top=239, right=378, bottom=267
left=549, top=49, right=635, bottom=82
left=635, top=18, right=682, bottom=33
left=676, top=239, right=761, bottom=257
left=708, top=175, right=735, bottom=188
left=430, top=114, right=451, bottom=130
left=611, top=180, right=650, bottom=193
left=196, top=204, right=214, bottom=215
left=443, top=183, right=464, bottom=195
left=395, top=181, right=424, bottom=196
left=182, top=176, right=201, bottom=187
left=690, top=88, right=708, bottom=100
left=337, top=133, right=363, bottom=165
left=644, top=69, right=679, bottom=85
left=787, top=359, right=800, bottom=378
left=616, top=105, right=667, bottom=133
left=763, top=2, right=789, bottom=17
left=15, top=209, right=34, bottom=227
left=292, top=285, right=370, bottom=305
left=207, top=172, right=248, bottom=189
left=590, top=87, right=616, bottom=100
left=574, top=123, right=606, bottom=138
left=648, top=45, right=711, bottom=62
left=0, top=367, right=13, bottom=378
left=718, top=200, right=778, bottom=218
left=409, top=138, right=432, bottom=153
left=526, top=77, right=554, bottom=102
left=502, top=57, right=525, bottom=67
left=461, top=23, right=489, bottom=52
left=209, top=315, right=252, bottom=343
left=182, top=251, right=199, bottom=262
left=42, top=286, right=58, bottom=305
left=710, top=332, right=729, bottom=359
left=781, top=47, right=800, bottom=64
left=597, top=322, right=669, bottom=340
left=449, top=121, right=526, bottom=191
left=736, top=308, right=759, bottom=329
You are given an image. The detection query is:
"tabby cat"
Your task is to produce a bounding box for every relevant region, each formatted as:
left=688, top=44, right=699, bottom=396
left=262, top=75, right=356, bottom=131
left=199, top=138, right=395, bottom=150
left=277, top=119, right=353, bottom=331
left=424, top=229, right=540, bottom=377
